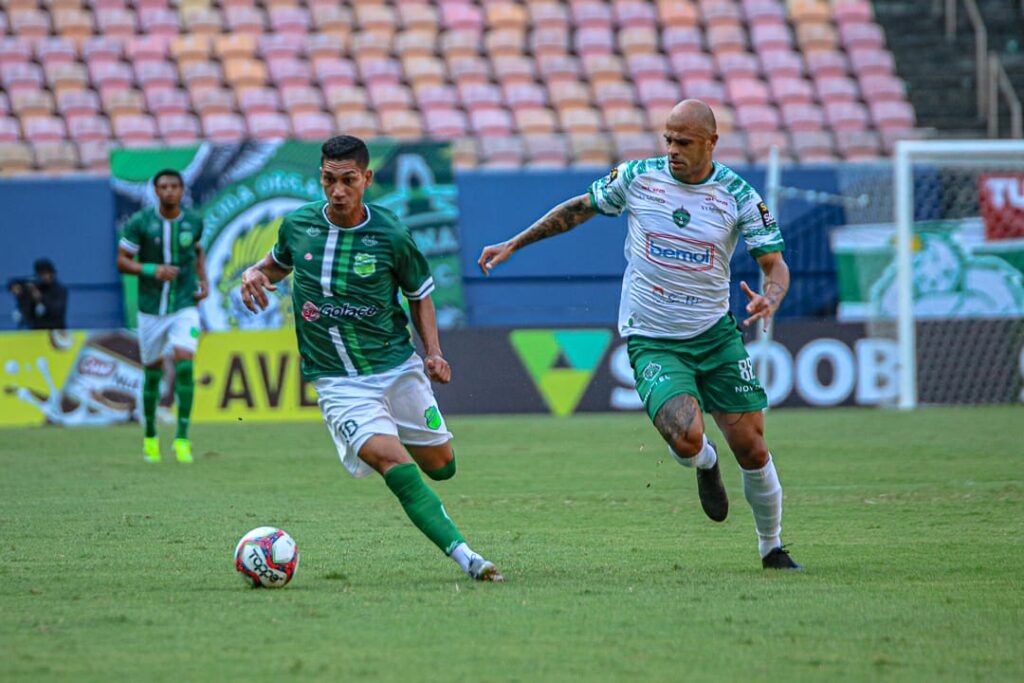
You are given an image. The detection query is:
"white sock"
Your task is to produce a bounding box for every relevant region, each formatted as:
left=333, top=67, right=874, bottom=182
left=449, top=542, right=479, bottom=573
left=741, top=455, right=783, bottom=558
left=669, top=434, right=717, bottom=470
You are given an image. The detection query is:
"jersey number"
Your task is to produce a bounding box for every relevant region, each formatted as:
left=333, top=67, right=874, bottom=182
left=738, top=359, right=755, bottom=382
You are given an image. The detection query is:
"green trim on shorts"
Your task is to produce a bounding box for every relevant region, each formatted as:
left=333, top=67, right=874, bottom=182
left=626, top=313, right=768, bottom=421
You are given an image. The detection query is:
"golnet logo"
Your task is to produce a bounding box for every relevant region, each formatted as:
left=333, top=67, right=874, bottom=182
left=301, top=301, right=379, bottom=321
left=509, top=329, right=612, bottom=416
left=301, top=301, right=320, bottom=321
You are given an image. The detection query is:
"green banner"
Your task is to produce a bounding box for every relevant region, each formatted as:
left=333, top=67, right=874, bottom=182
left=111, top=140, right=466, bottom=330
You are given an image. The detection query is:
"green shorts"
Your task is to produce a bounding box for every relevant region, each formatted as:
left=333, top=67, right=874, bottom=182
left=626, top=313, right=768, bottom=420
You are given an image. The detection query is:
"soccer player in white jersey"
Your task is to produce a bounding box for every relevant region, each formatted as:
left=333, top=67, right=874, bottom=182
left=479, top=100, right=802, bottom=570
left=240, top=136, right=502, bottom=582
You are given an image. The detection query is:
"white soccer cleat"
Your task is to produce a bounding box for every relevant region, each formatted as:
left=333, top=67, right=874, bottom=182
left=467, top=556, right=505, bottom=582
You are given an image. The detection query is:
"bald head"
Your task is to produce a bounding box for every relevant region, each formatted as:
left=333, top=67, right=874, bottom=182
left=667, top=99, right=717, bottom=136
left=663, top=99, right=718, bottom=183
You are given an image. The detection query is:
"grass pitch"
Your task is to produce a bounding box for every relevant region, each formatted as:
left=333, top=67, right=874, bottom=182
left=2, top=407, right=1022, bottom=682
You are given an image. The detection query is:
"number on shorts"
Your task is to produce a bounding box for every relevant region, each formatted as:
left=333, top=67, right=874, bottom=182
left=738, top=358, right=754, bottom=382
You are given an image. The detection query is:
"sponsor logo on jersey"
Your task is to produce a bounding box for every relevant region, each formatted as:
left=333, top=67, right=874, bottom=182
left=757, top=201, right=777, bottom=228
left=637, top=182, right=665, bottom=194
left=652, top=286, right=703, bottom=306
left=306, top=226, right=322, bottom=236
left=304, top=252, right=313, bottom=261
left=645, top=233, right=715, bottom=271
left=353, top=253, right=377, bottom=278
left=672, top=206, right=691, bottom=228
left=608, top=167, right=619, bottom=182
left=179, top=231, right=194, bottom=247
left=361, top=235, right=378, bottom=247
left=301, top=301, right=379, bottom=322
left=641, top=362, right=662, bottom=381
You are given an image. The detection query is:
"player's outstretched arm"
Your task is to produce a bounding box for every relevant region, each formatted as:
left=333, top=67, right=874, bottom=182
left=740, top=251, right=790, bottom=331
left=240, top=252, right=291, bottom=314
left=477, top=193, right=598, bottom=276
left=407, top=295, right=451, bottom=384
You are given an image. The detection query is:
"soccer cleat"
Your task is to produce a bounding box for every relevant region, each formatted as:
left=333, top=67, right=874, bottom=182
left=695, top=443, right=729, bottom=522
left=173, top=438, right=193, bottom=464
left=762, top=546, right=804, bottom=571
left=467, top=556, right=504, bottom=582
left=143, top=436, right=160, bottom=463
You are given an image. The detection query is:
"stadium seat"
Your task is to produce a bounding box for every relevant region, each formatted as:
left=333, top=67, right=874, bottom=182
left=726, top=77, right=772, bottom=107
left=170, top=35, right=212, bottom=67
left=67, top=115, right=112, bottom=142
left=0, top=142, right=34, bottom=174
left=780, top=102, right=825, bottom=130
left=77, top=139, right=111, bottom=173
left=183, top=8, right=224, bottom=36
left=789, top=0, right=831, bottom=24
left=713, top=130, right=748, bottom=165
left=717, top=52, right=761, bottom=80
left=139, top=9, right=180, bottom=36
left=662, top=26, right=704, bottom=55
left=869, top=100, right=915, bottom=130
left=859, top=74, right=906, bottom=103
left=268, top=58, right=313, bottom=89
left=626, top=53, right=670, bottom=83
left=247, top=112, right=291, bottom=140
left=258, top=34, right=305, bottom=62
left=791, top=129, right=838, bottom=162
left=35, top=38, right=78, bottom=67
left=305, top=32, right=347, bottom=61
left=493, top=55, right=538, bottom=85
left=358, top=57, right=403, bottom=86
left=335, top=110, right=380, bottom=138
left=485, top=29, right=527, bottom=57
left=238, top=88, right=282, bottom=115
left=707, top=24, right=748, bottom=54
left=414, top=84, right=459, bottom=113
left=450, top=137, right=479, bottom=169
left=469, top=108, right=514, bottom=137
left=613, top=130, right=660, bottom=160
left=838, top=22, right=886, bottom=51
left=9, top=10, right=51, bottom=41
left=681, top=78, right=726, bottom=107
left=379, top=109, right=424, bottom=140
left=593, top=81, right=638, bottom=109
left=351, top=31, right=394, bottom=60
left=58, top=89, right=101, bottom=120
left=313, top=58, right=357, bottom=89
left=479, top=136, right=525, bottom=168
left=769, top=75, right=815, bottom=105
left=750, top=23, right=794, bottom=52
left=745, top=0, right=788, bottom=25
left=614, top=0, right=657, bottom=28
left=214, top=34, right=257, bottom=62
left=202, top=112, right=247, bottom=142
left=311, top=5, right=352, bottom=37
left=102, top=89, right=146, bottom=118
left=569, top=133, right=614, bottom=167
left=145, top=87, right=191, bottom=116
left=795, top=22, right=839, bottom=52
left=582, top=54, right=626, bottom=85
left=572, top=2, right=613, bottom=29
left=504, top=83, right=548, bottom=110
left=269, top=7, right=311, bottom=34
left=135, top=61, right=178, bottom=91
left=636, top=78, right=681, bottom=109
left=531, top=27, right=571, bottom=57
left=448, top=56, right=492, bottom=85
left=558, top=106, right=603, bottom=134
left=523, top=132, right=569, bottom=167
left=815, top=75, right=860, bottom=103
left=823, top=100, right=869, bottom=131
left=423, top=108, right=468, bottom=139
left=603, top=106, right=646, bottom=133
left=53, top=8, right=97, bottom=41
left=395, top=31, right=437, bottom=60
left=459, top=82, right=503, bottom=111
left=0, top=117, right=21, bottom=143
left=548, top=81, right=592, bottom=109
left=324, top=85, right=368, bottom=114
left=513, top=107, right=558, bottom=134
left=126, top=36, right=171, bottom=64
left=805, top=49, right=850, bottom=79
left=528, top=2, right=570, bottom=30
left=848, top=47, right=895, bottom=77
left=747, top=130, right=792, bottom=162
left=670, top=52, right=715, bottom=80
left=441, top=2, right=484, bottom=32
left=369, top=83, right=414, bottom=112
left=618, top=27, right=660, bottom=55
left=223, top=59, right=268, bottom=89
left=23, top=115, right=67, bottom=142
left=759, top=50, right=805, bottom=78
left=12, top=90, right=55, bottom=118
left=33, top=140, right=78, bottom=173
left=656, top=0, right=698, bottom=27
left=832, top=0, right=875, bottom=24
left=398, top=2, right=439, bottom=32
left=225, top=6, right=268, bottom=35
left=834, top=129, right=882, bottom=160
left=190, top=87, right=235, bottom=117
left=735, top=103, right=781, bottom=132
left=157, top=113, right=201, bottom=145
left=291, top=111, right=335, bottom=141
left=576, top=27, right=616, bottom=56
left=113, top=113, right=159, bottom=145
left=537, top=54, right=582, bottom=83
left=281, top=85, right=324, bottom=115
left=90, top=62, right=134, bottom=95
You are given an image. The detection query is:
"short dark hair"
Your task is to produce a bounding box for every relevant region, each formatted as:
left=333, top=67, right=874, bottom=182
left=321, top=135, right=369, bottom=169
left=153, top=169, right=183, bottom=186
left=34, top=258, right=55, bottom=275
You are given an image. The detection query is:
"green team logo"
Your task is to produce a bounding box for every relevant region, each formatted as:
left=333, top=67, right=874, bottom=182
left=353, top=253, right=377, bottom=278
left=509, top=329, right=612, bottom=416
left=672, top=206, right=691, bottom=228
left=190, top=326, right=200, bottom=339
left=179, top=231, right=194, bottom=248
left=424, top=406, right=442, bottom=430
left=642, top=362, right=662, bottom=381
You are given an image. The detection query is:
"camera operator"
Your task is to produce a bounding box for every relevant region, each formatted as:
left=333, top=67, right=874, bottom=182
left=8, top=259, right=67, bottom=330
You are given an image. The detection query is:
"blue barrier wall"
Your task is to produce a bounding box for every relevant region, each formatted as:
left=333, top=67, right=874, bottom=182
left=0, top=165, right=853, bottom=331
left=0, top=177, right=119, bottom=330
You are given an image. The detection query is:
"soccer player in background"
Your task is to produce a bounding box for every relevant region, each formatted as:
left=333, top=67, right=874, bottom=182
left=239, top=135, right=503, bottom=582
left=117, top=169, right=208, bottom=464
left=478, top=99, right=802, bottom=570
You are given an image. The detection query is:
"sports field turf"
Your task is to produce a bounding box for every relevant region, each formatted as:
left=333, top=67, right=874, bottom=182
left=2, top=407, right=1021, bottom=682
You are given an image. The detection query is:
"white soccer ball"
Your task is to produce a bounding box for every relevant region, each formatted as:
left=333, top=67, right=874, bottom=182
left=234, top=526, right=299, bottom=588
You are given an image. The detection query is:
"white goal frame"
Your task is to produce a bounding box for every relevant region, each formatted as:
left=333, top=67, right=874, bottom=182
left=893, top=139, right=1024, bottom=409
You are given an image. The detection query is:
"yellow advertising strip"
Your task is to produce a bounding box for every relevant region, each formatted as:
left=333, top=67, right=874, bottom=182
left=193, top=328, right=322, bottom=423
left=0, top=330, right=90, bottom=427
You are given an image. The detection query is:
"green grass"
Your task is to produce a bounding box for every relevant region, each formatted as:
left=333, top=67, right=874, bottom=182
left=2, top=407, right=1022, bottom=682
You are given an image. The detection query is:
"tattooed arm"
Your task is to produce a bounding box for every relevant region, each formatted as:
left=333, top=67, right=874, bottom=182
left=739, top=251, right=790, bottom=331
left=477, top=194, right=598, bottom=275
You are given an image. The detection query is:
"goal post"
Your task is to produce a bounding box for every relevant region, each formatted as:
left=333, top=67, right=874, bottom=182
left=893, top=139, right=1024, bottom=409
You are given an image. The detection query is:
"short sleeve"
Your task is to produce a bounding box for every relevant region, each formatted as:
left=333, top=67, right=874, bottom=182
left=195, top=214, right=205, bottom=245
left=119, top=214, right=141, bottom=255
left=738, top=189, right=785, bottom=258
left=270, top=215, right=294, bottom=269
left=587, top=162, right=632, bottom=217
left=395, top=229, right=434, bottom=301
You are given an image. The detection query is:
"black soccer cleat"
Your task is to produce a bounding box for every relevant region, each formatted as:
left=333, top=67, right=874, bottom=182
left=695, top=447, right=729, bottom=522
left=761, top=546, right=804, bottom=571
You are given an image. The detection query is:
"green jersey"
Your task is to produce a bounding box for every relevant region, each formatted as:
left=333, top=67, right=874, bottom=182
left=272, top=201, right=435, bottom=380
left=119, top=207, right=204, bottom=316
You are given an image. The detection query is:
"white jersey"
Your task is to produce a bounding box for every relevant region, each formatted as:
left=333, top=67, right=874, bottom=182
left=588, top=157, right=785, bottom=339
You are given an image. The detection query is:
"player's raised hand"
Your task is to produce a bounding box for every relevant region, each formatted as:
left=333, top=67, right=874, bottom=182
left=424, top=354, right=451, bottom=384
left=477, top=241, right=515, bottom=276
left=155, top=265, right=179, bottom=282
left=740, top=280, right=775, bottom=332
left=240, top=267, right=276, bottom=313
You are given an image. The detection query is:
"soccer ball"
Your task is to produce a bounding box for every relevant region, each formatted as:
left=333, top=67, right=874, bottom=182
left=234, top=526, right=299, bottom=588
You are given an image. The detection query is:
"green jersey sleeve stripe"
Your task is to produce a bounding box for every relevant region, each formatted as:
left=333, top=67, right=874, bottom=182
left=403, top=277, right=435, bottom=300
left=749, top=243, right=785, bottom=258
left=587, top=186, right=619, bottom=217
left=119, top=237, right=139, bottom=253
left=269, top=247, right=293, bottom=269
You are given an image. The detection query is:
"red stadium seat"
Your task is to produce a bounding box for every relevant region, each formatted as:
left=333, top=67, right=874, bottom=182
left=459, top=82, right=503, bottom=111
left=537, top=54, right=582, bottom=82
left=514, top=107, right=558, bottom=134
left=469, top=108, right=514, bottom=136
left=291, top=111, right=335, bottom=141
left=747, top=130, right=792, bottom=162
left=493, top=55, right=538, bottom=85
left=759, top=50, right=805, bottom=78
left=848, top=47, right=895, bottom=77
left=0, top=38, right=33, bottom=67
left=636, top=78, right=681, bottom=109
left=281, top=85, right=324, bottom=115
left=717, top=52, right=760, bottom=79
left=613, top=131, right=661, bottom=160
left=135, top=60, right=178, bottom=90
left=0, top=117, right=21, bottom=142
left=3, top=63, right=45, bottom=94
left=440, top=2, right=484, bottom=32
left=859, top=74, right=905, bottom=103
left=358, top=57, right=403, bottom=86
left=58, top=89, right=101, bottom=120
left=126, top=36, right=172, bottom=64
left=707, top=25, right=748, bottom=54
left=701, top=1, right=743, bottom=28
left=791, top=129, right=838, bottom=163
left=369, top=83, right=414, bottom=112
left=9, top=10, right=51, bottom=41
left=571, top=2, right=613, bottom=29
left=90, top=62, right=134, bottom=93
left=524, top=133, right=569, bottom=167
left=626, top=53, right=670, bottom=82
left=780, top=102, right=826, bottom=131
left=267, top=58, right=313, bottom=88
left=681, top=78, right=726, bottom=107
left=238, top=88, right=282, bottom=115
left=414, top=84, right=459, bottom=113
left=247, top=112, right=292, bottom=140
left=832, top=0, right=875, bottom=23
left=815, top=75, right=861, bottom=103
left=479, top=136, right=525, bottom=168
left=593, top=81, right=638, bottom=109
left=423, top=108, right=469, bottom=139
left=191, top=88, right=235, bottom=117
left=35, top=38, right=78, bottom=67
left=139, top=9, right=180, bottom=36
left=769, top=76, right=815, bottom=105
left=670, top=52, right=715, bottom=80
left=158, top=113, right=201, bottom=145
left=823, top=100, right=869, bottom=131
left=313, top=58, right=357, bottom=89
left=225, top=7, right=268, bottom=35
left=805, top=50, right=850, bottom=79
left=834, top=129, right=882, bottom=160
left=504, top=83, right=548, bottom=110
left=202, top=113, right=247, bottom=142
left=735, top=103, right=781, bottom=132
left=726, top=76, right=771, bottom=107
left=750, top=23, right=794, bottom=52
left=839, top=22, right=886, bottom=51
left=614, top=0, right=657, bottom=28
left=258, top=34, right=305, bottom=62
left=269, top=7, right=311, bottom=34
left=662, top=26, right=704, bottom=55
left=113, top=114, right=158, bottom=144
left=448, top=56, right=493, bottom=85
left=529, top=2, right=570, bottom=30
left=869, top=100, right=915, bottom=130
left=144, top=87, right=190, bottom=116
left=67, top=115, right=112, bottom=142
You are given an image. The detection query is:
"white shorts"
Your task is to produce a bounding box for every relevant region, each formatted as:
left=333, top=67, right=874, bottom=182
left=314, top=352, right=453, bottom=478
left=137, top=307, right=201, bottom=365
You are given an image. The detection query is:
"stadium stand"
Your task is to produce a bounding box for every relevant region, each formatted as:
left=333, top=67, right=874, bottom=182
left=0, top=0, right=920, bottom=173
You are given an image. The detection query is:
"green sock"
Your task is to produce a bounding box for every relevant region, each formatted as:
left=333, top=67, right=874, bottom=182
left=143, top=367, right=161, bottom=438
left=383, top=463, right=465, bottom=555
left=174, top=359, right=194, bottom=440
left=424, top=454, right=457, bottom=481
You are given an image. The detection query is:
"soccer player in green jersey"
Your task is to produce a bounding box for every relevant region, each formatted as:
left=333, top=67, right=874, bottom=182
left=479, top=100, right=802, bottom=570
left=239, top=136, right=503, bottom=582
left=117, top=169, right=208, bottom=464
